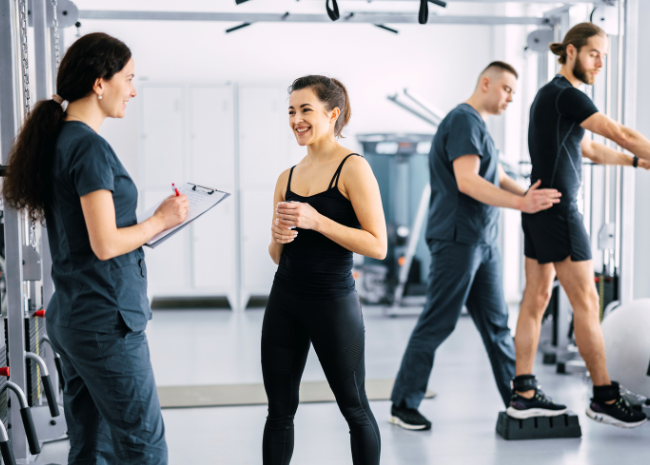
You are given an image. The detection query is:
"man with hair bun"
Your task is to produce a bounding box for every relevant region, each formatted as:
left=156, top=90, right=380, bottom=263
left=510, top=22, right=649, bottom=428
left=389, top=62, right=561, bottom=431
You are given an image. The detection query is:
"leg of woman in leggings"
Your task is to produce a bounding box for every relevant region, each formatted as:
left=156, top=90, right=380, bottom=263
left=307, top=292, right=381, bottom=465
left=262, top=288, right=380, bottom=465
left=262, top=286, right=310, bottom=465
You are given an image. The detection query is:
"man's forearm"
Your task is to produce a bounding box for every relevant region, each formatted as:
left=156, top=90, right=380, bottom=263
left=499, top=173, right=527, bottom=196
left=620, top=127, right=650, bottom=160
left=460, top=174, right=523, bottom=211
left=588, top=141, right=635, bottom=166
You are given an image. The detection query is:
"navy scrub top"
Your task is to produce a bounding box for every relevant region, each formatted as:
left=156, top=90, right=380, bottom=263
left=45, top=121, right=150, bottom=333
left=426, top=103, right=500, bottom=245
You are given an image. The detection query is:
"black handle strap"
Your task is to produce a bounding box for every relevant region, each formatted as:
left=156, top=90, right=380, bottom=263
left=326, top=0, right=340, bottom=21
left=0, top=440, right=16, bottom=465
left=20, top=407, right=41, bottom=455
left=633, top=156, right=639, bottom=168
left=419, top=0, right=429, bottom=25
left=41, top=374, right=61, bottom=417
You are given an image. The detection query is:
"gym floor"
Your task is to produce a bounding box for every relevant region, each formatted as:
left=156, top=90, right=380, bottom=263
left=38, top=306, right=649, bottom=464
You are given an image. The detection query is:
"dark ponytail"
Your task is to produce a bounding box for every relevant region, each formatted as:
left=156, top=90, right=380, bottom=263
left=1, top=32, right=131, bottom=223
left=549, top=22, right=606, bottom=65
left=288, top=75, right=351, bottom=138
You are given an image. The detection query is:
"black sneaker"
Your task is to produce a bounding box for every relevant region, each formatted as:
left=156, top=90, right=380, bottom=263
left=587, top=396, right=648, bottom=429
left=506, top=389, right=568, bottom=419
left=389, top=404, right=431, bottom=431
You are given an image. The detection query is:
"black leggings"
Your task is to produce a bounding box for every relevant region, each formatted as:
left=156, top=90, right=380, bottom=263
left=261, top=285, right=381, bottom=465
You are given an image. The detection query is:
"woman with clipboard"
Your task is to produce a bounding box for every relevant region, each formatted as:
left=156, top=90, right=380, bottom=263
left=2, top=33, right=188, bottom=464
left=265, top=76, right=387, bottom=465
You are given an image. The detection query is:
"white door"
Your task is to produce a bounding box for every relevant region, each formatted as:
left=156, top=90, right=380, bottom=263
left=189, top=86, right=236, bottom=291
left=140, top=86, right=190, bottom=295
left=239, top=86, right=289, bottom=296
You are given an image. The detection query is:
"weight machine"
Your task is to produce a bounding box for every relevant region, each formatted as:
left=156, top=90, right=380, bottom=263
left=0, top=0, right=79, bottom=462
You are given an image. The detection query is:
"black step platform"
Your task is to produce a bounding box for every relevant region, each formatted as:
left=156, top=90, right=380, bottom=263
left=496, top=411, right=582, bottom=440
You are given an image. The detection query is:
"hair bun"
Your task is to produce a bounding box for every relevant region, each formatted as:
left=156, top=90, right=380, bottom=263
left=549, top=42, right=565, bottom=55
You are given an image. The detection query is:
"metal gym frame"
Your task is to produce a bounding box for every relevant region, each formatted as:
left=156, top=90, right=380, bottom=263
left=0, top=0, right=639, bottom=457
left=1, top=1, right=72, bottom=463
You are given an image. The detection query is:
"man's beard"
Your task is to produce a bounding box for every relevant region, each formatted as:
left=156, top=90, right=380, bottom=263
left=573, top=58, right=595, bottom=85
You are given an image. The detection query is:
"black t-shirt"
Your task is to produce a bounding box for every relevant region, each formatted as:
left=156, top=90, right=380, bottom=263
left=528, top=75, right=598, bottom=210
left=426, top=103, right=500, bottom=245
left=45, top=121, right=150, bottom=333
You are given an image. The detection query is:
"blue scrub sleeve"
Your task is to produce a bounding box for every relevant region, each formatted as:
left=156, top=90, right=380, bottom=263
left=556, top=87, right=599, bottom=124
left=69, top=137, right=115, bottom=197
left=445, top=112, right=485, bottom=162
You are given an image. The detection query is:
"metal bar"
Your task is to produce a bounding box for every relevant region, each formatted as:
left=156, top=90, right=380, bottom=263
left=327, top=0, right=615, bottom=3
left=603, top=35, right=612, bottom=272
left=387, top=95, right=440, bottom=127
left=390, top=183, right=431, bottom=309
left=402, top=89, right=445, bottom=123
left=614, top=1, right=625, bottom=273
left=0, top=0, right=31, bottom=459
left=78, top=10, right=550, bottom=25
left=32, top=0, right=50, bottom=102
left=620, top=0, right=637, bottom=304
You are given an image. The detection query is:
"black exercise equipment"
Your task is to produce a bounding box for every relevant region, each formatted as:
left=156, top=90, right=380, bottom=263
left=496, top=412, right=582, bottom=440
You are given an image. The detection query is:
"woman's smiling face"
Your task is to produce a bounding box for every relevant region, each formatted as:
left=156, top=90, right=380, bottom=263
left=288, top=87, right=339, bottom=146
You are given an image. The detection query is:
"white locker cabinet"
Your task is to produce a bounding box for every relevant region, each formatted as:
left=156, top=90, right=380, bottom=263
left=140, top=87, right=185, bottom=190
left=239, top=87, right=289, bottom=189
left=142, top=189, right=192, bottom=293
left=189, top=85, right=237, bottom=306
left=138, top=83, right=305, bottom=310
left=241, top=189, right=276, bottom=296
left=140, top=86, right=191, bottom=296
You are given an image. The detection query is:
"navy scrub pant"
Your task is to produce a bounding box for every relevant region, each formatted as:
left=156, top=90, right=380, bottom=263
left=47, top=317, right=167, bottom=465
left=391, top=240, right=516, bottom=409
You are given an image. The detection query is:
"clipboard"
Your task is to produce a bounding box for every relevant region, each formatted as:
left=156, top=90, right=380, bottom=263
left=137, top=182, right=230, bottom=249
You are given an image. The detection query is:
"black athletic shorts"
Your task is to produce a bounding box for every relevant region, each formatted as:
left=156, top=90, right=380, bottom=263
left=522, top=208, right=592, bottom=264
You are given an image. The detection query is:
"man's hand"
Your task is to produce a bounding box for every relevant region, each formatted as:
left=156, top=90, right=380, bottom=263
left=638, top=158, right=650, bottom=170
left=520, top=180, right=562, bottom=214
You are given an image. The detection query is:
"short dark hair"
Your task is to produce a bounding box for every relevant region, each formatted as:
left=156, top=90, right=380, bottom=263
left=482, top=61, right=519, bottom=79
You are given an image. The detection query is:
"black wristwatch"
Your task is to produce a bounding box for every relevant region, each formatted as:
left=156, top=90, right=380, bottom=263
left=633, top=156, right=639, bottom=168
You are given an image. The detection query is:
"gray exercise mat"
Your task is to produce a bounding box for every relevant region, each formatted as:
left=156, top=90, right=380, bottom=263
left=158, top=379, right=436, bottom=409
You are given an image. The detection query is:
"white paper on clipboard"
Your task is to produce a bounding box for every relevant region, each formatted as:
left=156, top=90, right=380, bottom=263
left=137, top=182, right=230, bottom=248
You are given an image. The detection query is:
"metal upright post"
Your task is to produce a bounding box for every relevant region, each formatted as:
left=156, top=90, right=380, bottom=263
left=0, top=0, right=31, bottom=460
left=620, top=0, right=638, bottom=305
left=33, top=0, right=50, bottom=102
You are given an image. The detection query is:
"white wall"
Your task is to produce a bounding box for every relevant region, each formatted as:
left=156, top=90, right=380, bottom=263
left=70, top=1, right=497, bottom=184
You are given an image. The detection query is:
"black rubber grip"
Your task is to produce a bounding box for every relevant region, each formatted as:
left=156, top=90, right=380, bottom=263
left=55, top=357, right=65, bottom=391
left=41, top=375, right=60, bottom=417
left=20, top=407, right=41, bottom=455
left=0, top=439, right=16, bottom=465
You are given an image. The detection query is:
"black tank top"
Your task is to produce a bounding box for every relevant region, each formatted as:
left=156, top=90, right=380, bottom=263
left=273, top=154, right=362, bottom=299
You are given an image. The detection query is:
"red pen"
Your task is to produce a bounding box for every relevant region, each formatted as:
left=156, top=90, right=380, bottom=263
left=172, top=183, right=180, bottom=197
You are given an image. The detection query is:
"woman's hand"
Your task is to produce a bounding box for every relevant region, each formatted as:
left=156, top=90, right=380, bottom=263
left=271, top=215, right=298, bottom=244
left=276, top=201, right=322, bottom=231
left=153, top=194, right=190, bottom=230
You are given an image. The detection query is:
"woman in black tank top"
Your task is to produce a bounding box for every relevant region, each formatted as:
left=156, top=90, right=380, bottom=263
left=262, top=76, right=387, bottom=465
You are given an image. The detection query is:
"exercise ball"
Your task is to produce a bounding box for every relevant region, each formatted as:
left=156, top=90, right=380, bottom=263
left=601, top=299, right=650, bottom=397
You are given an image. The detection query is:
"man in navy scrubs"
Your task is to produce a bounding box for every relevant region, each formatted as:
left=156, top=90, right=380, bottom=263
left=389, top=62, right=561, bottom=430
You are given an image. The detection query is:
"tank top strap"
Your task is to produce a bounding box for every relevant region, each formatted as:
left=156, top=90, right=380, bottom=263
left=329, top=153, right=362, bottom=189
left=286, top=166, right=296, bottom=196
